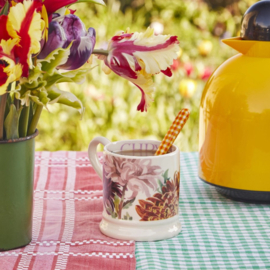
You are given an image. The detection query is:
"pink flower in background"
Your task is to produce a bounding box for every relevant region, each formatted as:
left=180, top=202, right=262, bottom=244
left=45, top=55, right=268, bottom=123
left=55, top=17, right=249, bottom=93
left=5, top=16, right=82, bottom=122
left=184, top=62, right=194, bottom=76
left=171, top=59, right=181, bottom=72
left=200, top=67, right=212, bottom=80
left=99, top=28, right=179, bottom=112
left=103, top=155, right=163, bottom=200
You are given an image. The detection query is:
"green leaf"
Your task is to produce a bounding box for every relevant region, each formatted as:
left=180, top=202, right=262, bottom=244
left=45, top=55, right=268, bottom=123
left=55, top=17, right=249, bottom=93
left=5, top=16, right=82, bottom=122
left=123, top=197, right=136, bottom=209
left=19, top=105, right=30, bottom=138
left=4, top=94, right=12, bottom=120
left=27, top=101, right=34, bottom=131
left=114, top=195, right=120, bottom=214
left=162, top=169, right=170, bottom=183
left=105, top=206, right=113, bottom=215
left=27, top=104, right=43, bottom=136
left=16, top=65, right=45, bottom=101
left=14, top=85, right=30, bottom=106
left=0, top=94, right=7, bottom=140
left=26, top=64, right=43, bottom=83
left=122, top=212, right=133, bottom=220
left=33, top=90, right=50, bottom=106
left=4, top=104, right=21, bottom=139
left=23, top=80, right=47, bottom=91
left=38, top=44, right=71, bottom=76
left=74, top=0, right=105, bottom=6
left=45, top=68, right=90, bottom=88
left=111, top=212, right=118, bottom=219
left=157, top=179, right=163, bottom=193
left=47, top=86, right=84, bottom=114
left=0, top=2, right=10, bottom=15
left=14, top=86, right=50, bottom=107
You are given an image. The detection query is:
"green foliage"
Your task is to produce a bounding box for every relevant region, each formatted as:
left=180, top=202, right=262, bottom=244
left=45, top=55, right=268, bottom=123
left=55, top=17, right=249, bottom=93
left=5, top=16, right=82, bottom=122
left=75, top=0, right=106, bottom=5
left=0, top=44, right=88, bottom=140
left=0, top=1, right=9, bottom=15
left=162, top=169, right=170, bottom=184
left=123, top=197, right=136, bottom=209
left=4, top=104, right=21, bottom=139
left=36, top=0, right=257, bottom=152
left=122, top=212, right=133, bottom=220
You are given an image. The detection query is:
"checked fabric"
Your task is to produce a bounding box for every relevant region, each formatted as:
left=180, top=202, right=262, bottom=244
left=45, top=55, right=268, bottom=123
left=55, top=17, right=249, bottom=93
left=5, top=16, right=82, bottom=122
left=0, top=151, right=269, bottom=270
left=155, top=109, right=190, bottom=156
left=0, top=151, right=135, bottom=270
left=136, top=152, right=270, bottom=270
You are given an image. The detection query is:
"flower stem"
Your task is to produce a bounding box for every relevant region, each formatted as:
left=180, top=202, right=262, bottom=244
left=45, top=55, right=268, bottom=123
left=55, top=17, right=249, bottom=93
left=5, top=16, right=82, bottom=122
left=19, top=105, right=30, bottom=137
left=92, top=49, right=109, bottom=56
left=27, top=105, right=43, bottom=136
left=118, top=184, right=128, bottom=219
left=0, top=93, right=7, bottom=140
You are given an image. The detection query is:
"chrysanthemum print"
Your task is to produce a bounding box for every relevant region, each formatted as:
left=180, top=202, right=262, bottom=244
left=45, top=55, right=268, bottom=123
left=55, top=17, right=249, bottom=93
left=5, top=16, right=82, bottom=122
left=102, top=154, right=180, bottom=221
left=135, top=171, right=180, bottom=221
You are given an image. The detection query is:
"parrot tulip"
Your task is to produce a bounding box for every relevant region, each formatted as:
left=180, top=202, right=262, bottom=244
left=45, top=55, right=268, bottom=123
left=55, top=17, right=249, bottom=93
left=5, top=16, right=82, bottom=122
left=99, top=28, right=179, bottom=112
left=38, top=14, right=96, bottom=70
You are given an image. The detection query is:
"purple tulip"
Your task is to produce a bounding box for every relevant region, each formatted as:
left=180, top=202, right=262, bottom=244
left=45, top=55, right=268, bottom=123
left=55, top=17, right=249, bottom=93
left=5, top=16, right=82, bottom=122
left=38, top=14, right=96, bottom=70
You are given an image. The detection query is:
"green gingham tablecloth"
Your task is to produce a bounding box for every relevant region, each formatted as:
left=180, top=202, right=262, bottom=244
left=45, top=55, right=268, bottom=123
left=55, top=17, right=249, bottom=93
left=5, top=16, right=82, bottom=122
left=135, top=152, right=270, bottom=270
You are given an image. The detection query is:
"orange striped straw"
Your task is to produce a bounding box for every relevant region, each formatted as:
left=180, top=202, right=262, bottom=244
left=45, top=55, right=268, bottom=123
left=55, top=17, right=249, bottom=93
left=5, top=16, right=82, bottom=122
left=155, top=108, right=190, bottom=156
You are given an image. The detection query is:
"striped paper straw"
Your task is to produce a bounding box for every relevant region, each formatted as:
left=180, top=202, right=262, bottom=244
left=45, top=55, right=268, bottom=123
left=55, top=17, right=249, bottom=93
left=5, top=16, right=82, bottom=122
left=155, top=108, right=190, bottom=156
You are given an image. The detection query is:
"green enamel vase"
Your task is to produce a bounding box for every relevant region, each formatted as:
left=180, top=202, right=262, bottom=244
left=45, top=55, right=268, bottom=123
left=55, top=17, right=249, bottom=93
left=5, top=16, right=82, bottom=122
left=0, top=131, right=38, bottom=251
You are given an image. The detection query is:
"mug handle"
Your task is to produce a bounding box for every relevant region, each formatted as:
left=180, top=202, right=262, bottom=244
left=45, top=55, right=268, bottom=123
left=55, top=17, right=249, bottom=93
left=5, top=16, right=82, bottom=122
left=88, top=136, right=111, bottom=179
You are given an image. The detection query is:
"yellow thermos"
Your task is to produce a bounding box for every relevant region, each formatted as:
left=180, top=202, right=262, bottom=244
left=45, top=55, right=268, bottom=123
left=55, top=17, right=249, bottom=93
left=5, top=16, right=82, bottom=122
left=199, top=0, right=270, bottom=202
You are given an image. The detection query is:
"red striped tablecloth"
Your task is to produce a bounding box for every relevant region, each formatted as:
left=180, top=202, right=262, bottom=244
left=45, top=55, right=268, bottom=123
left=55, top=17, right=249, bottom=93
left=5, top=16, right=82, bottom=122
left=0, top=151, right=136, bottom=270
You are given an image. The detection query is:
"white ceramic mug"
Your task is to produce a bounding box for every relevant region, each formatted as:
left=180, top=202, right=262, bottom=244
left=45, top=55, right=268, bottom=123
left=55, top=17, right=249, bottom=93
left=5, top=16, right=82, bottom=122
left=88, top=136, right=181, bottom=241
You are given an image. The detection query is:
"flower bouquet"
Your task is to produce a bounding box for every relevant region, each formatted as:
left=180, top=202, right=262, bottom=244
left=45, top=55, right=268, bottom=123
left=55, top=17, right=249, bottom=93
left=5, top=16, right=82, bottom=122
left=0, top=0, right=179, bottom=140
left=0, top=0, right=179, bottom=251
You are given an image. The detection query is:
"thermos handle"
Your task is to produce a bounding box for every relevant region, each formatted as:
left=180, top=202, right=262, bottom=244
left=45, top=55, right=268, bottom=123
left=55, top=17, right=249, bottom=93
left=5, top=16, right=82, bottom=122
left=88, top=136, right=111, bottom=180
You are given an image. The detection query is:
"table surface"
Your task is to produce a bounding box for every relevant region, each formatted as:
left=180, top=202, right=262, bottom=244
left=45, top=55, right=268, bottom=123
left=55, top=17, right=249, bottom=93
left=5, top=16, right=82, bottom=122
left=0, top=151, right=269, bottom=270
left=136, top=152, right=270, bottom=270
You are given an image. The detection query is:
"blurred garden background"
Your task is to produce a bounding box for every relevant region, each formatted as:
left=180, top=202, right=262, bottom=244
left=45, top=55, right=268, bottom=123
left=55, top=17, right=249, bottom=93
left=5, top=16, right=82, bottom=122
left=37, top=0, right=257, bottom=152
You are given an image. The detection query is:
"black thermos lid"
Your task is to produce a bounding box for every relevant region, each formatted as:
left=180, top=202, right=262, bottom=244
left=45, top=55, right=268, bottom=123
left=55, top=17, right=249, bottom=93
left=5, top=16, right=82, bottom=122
left=241, top=0, right=270, bottom=41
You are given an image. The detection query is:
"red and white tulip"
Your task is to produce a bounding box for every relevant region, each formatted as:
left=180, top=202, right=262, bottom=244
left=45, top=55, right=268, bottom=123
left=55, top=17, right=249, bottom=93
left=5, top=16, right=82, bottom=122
left=99, top=28, right=179, bottom=112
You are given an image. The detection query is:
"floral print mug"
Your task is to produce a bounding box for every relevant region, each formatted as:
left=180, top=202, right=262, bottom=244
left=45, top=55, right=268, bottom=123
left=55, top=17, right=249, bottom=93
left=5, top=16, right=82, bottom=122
left=88, top=137, right=181, bottom=241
